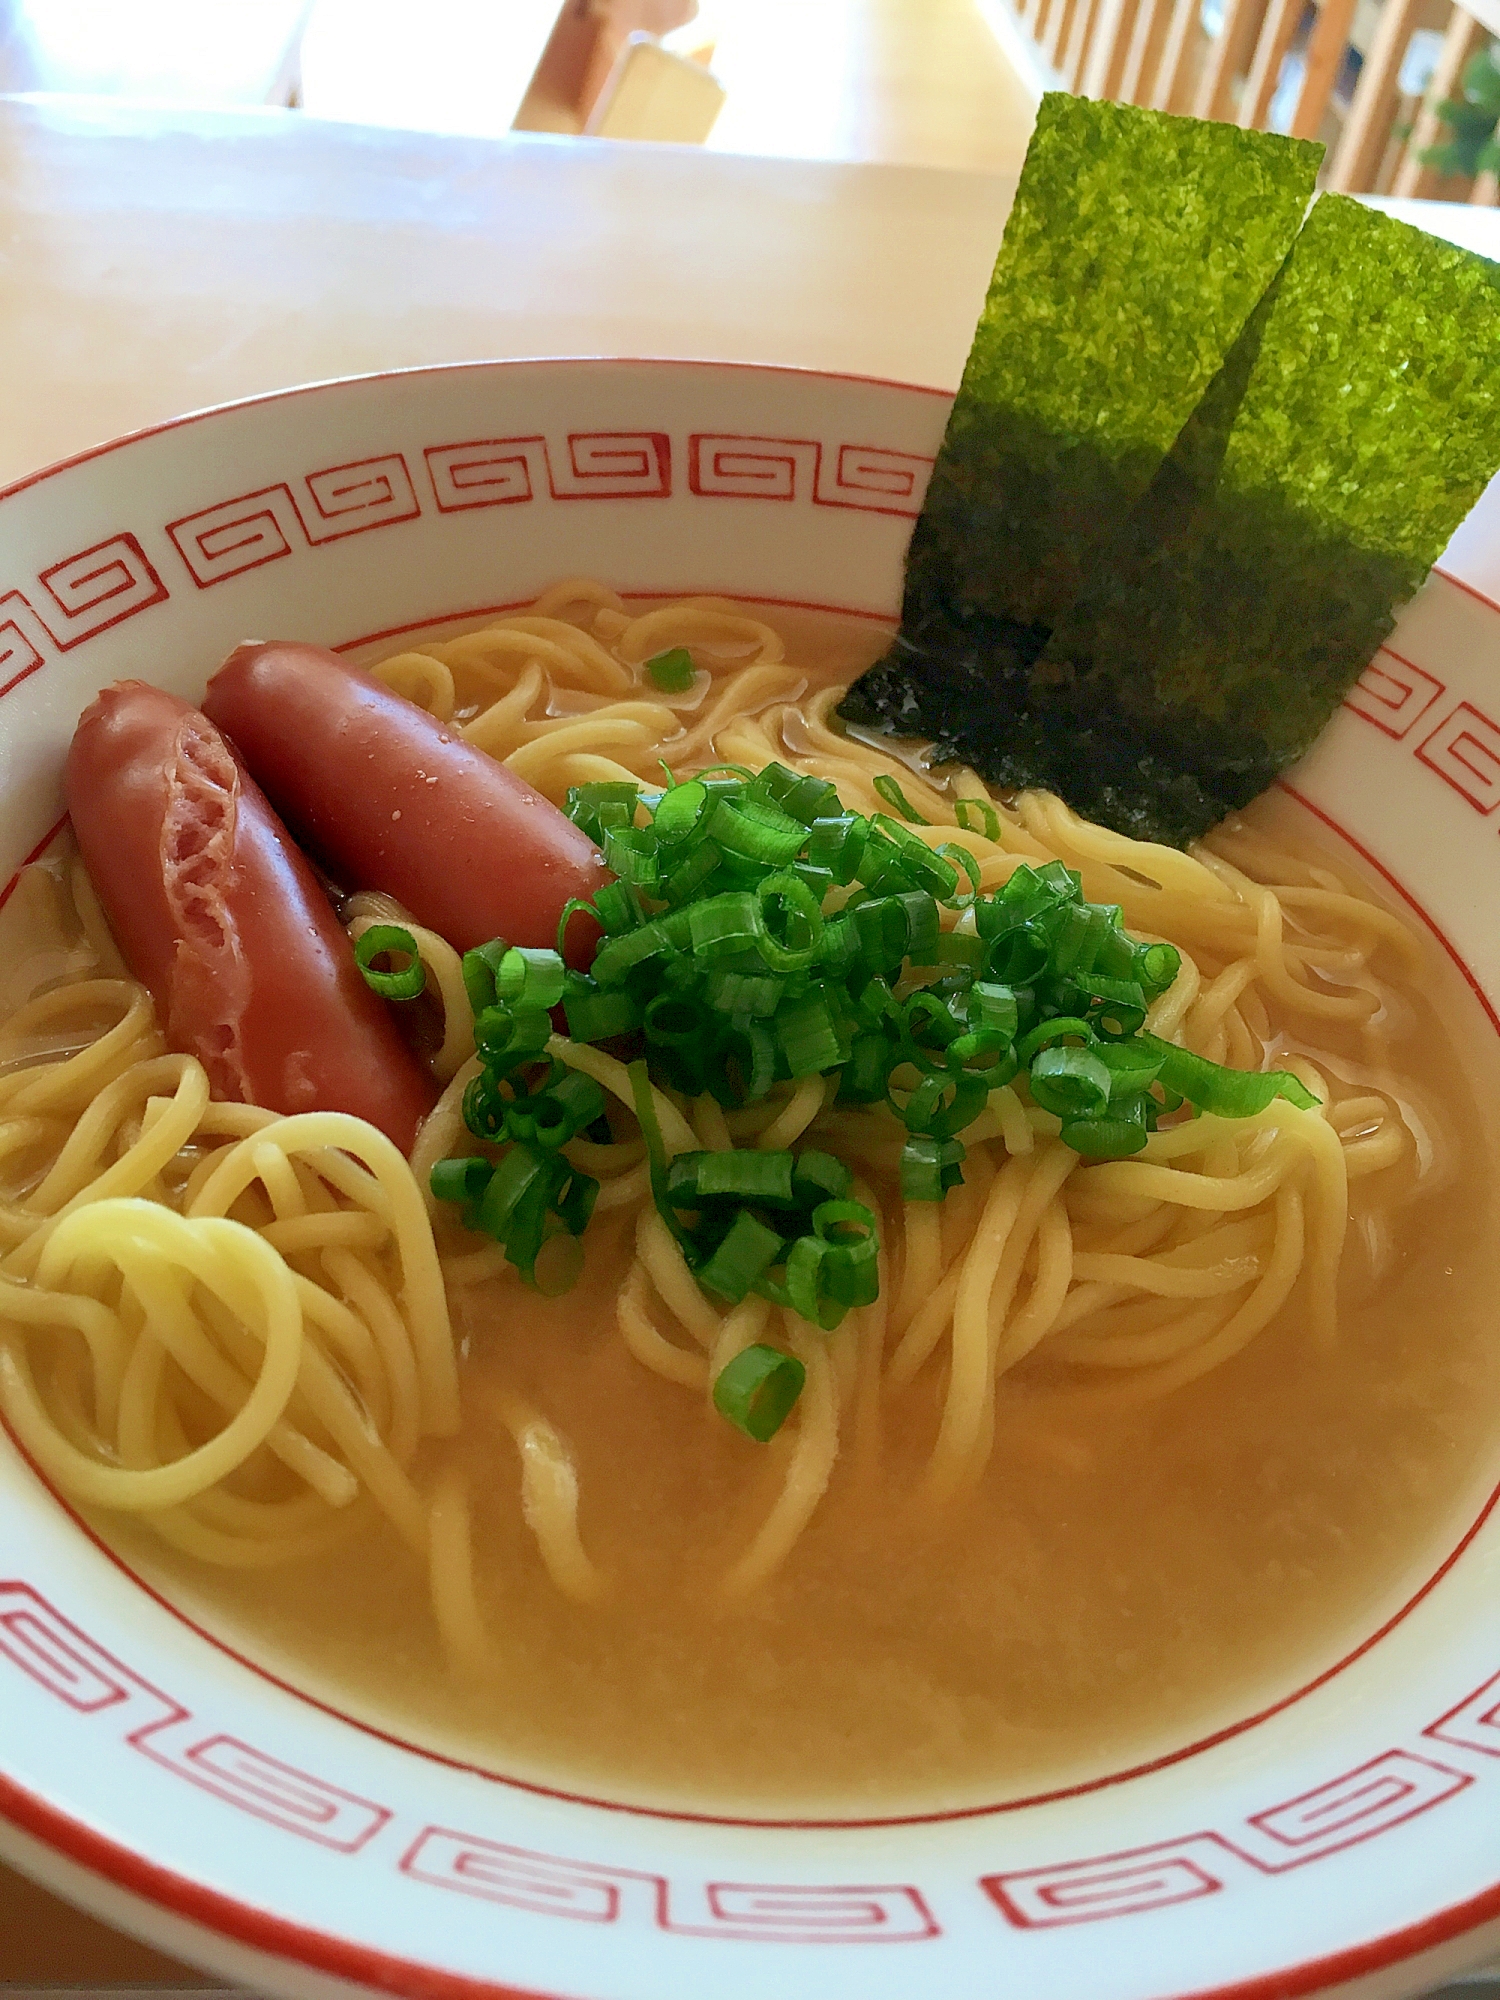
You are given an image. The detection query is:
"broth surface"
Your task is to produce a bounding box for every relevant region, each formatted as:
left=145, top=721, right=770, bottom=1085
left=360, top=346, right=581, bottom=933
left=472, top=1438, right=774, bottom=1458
left=8, top=607, right=1500, bottom=1818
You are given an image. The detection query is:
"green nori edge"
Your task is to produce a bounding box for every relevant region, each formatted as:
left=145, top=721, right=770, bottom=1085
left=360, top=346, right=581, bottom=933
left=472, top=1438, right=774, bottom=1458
left=841, top=103, right=1500, bottom=846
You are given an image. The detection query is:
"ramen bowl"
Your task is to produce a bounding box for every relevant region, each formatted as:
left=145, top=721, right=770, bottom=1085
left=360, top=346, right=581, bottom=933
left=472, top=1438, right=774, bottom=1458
left=3, top=358, right=1500, bottom=2000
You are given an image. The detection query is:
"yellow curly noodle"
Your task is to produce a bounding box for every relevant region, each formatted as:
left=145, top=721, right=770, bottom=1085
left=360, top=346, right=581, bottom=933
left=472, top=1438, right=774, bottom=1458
left=0, top=580, right=1424, bottom=1674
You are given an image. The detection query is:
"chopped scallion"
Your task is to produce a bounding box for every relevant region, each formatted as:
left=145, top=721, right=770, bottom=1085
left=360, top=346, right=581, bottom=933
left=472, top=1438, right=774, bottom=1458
left=355, top=925, right=426, bottom=1000
left=713, top=1343, right=807, bottom=1441
left=646, top=646, right=696, bottom=692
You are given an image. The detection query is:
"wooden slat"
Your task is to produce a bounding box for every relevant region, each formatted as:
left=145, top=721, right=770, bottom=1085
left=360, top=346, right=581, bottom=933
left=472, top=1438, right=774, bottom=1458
left=1238, top=0, right=1304, bottom=125
left=1325, top=0, right=1427, bottom=189
left=1151, top=0, right=1207, bottom=106
left=1288, top=0, right=1360, bottom=138
left=1082, top=0, right=1142, bottom=94
left=1064, top=0, right=1103, bottom=88
left=1392, top=6, right=1490, bottom=195
left=1045, top=0, right=1080, bottom=69
left=1119, top=0, right=1178, bottom=101
left=1192, top=0, right=1269, bottom=119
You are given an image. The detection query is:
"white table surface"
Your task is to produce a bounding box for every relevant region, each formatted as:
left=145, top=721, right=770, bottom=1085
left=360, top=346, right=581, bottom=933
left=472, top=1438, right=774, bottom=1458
left=2, top=89, right=1500, bottom=1997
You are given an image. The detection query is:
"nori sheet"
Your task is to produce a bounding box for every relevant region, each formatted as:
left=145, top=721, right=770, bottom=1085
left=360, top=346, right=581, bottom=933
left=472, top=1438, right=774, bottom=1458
left=840, top=94, right=1322, bottom=802
left=840, top=101, right=1500, bottom=844
left=1022, top=196, right=1500, bottom=841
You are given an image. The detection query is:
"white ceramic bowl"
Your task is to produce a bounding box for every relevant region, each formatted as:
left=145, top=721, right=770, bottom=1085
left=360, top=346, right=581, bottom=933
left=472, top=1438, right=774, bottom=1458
left=3, top=358, right=1500, bottom=2000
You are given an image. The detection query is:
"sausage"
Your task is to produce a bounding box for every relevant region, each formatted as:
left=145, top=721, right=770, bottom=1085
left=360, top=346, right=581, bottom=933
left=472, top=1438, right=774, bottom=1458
left=66, top=682, right=437, bottom=1152
left=202, top=642, right=610, bottom=961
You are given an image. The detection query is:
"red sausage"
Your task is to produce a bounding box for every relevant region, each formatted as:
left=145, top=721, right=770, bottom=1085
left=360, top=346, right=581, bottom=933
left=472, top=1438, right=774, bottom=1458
left=66, top=682, right=437, bottom=1152
left=203, top=642, right=610, bottom=960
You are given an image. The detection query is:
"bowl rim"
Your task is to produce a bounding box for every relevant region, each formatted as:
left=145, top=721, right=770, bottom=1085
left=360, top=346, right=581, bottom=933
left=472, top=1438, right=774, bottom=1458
left=3, top=353, right=1499, bottom=2000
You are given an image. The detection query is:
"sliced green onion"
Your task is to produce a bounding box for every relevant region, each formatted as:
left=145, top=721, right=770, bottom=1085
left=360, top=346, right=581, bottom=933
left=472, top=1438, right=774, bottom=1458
left=563, top=986, right=641, bottom=1042
left=591, top=881, right=646, bottom=936
left=430, top=1156, right=493, bottom=1205
left=355, top=925, right=426, bottom=1000
left=1015, top=1015, right=1096, bottom=1064
left=983, top=922, right=1051, bottom=984
left=792, top=1150, right=854, bottom=1207
left=494, top=945, right=566, bottom=1010
left=462, top=938, right=511, bottom=1015
left=955, top=797, right=1001, bottom=840
left=531, top=1232, right=586, bottom=1297
left=708, top=796, right=807, bottom=867
left=784, top=1234, right=842, bottom=1330
left=461, top=752, right=1322, bottom=1359
left=755, top=871, right=825, bottom=973
left=838, top=1032, right=893, bottom=1103
left=601, top=824, right=660, bottom=890
left=591, top=920, right=673, bottom=987
left=652, top=778, right=711, bottom=844
left=1092, top=1040, right=1165, bottom=1099
left=934, top=931, right=985, bottom=971
left=937, top=841, right=982, bottom=907
left=704, top=965, right=784, bottom=1017
left=668, top=1148, right=797, bottom=1208
left=1028, top=1046, right=1113, bottom=1120
left=900, top=1133, right=966, bottom=1201
left=776, top=991, right=845, bottom=1077
left=1137, top=942, right=1183, bottom=996
left=967, top=981, right=1020, bottom=1042
left=646, top=646, right=696, bottom=692
left=698, top=1211, right=784, bottom=1303
left=713, top=1343, right=806, bottom=1442
left=529, top=1070, right=607, bottom=1149
left=890, top=1067, right=989, bottom=1139
left=1061, top=1107, right=1151, bottom=1158
left=688, top=891, right=763, bottom=961
left=710, top=1017, right=776, bottom=1104
left=750, top=763, right=839, bottom=826
left=873, top=773, right=930, bottom=823
left=565, top=780, right=642, bottom=844
left=807, top=813, right=868, bottom=884
left=1139, top=1035, right=1321, bottom=1115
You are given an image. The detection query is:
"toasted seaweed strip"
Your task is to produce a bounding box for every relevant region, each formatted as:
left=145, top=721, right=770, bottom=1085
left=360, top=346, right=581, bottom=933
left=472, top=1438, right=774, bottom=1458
left=841, top=96, right=1321, bottom=752
left=1010, top=196, right=1500, bottom=843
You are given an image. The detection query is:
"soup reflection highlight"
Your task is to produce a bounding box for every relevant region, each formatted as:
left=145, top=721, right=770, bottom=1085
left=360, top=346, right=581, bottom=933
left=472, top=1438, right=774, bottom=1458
left=1, top=584, right=1497, bottom=1812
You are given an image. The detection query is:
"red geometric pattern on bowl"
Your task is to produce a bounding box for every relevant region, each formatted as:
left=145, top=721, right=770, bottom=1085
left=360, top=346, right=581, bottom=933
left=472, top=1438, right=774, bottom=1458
left=687, top=433, right=932, bottom=516
left=2, top=1579, right=937, bottom=1944
left=552, top=431, right=670, bottom=499
left=3, top=1558, right=1498, bottom=1937
left=1416, top=699, right=1500, bottom=813
left=34, top=532, right=168, bottom=647
left=424, top=438, right=548, bottom=512
left=1343, top=646, right=1446, bottom=740
left=1427, top=1668, right=1500, bottom=1757
left=297, top=454, right=421, bottom=543
left=400, top=1828, right=938, bottom=1943
left=0, top=1583, right=389, bottom=1853
left=982, top=1834, right=1239, bottom=1927
left=167, top=484, right=306, bottom=586
left=0, top=589, right=48, bottom=701
left=981, top=1752, right=1473, bottom=1930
